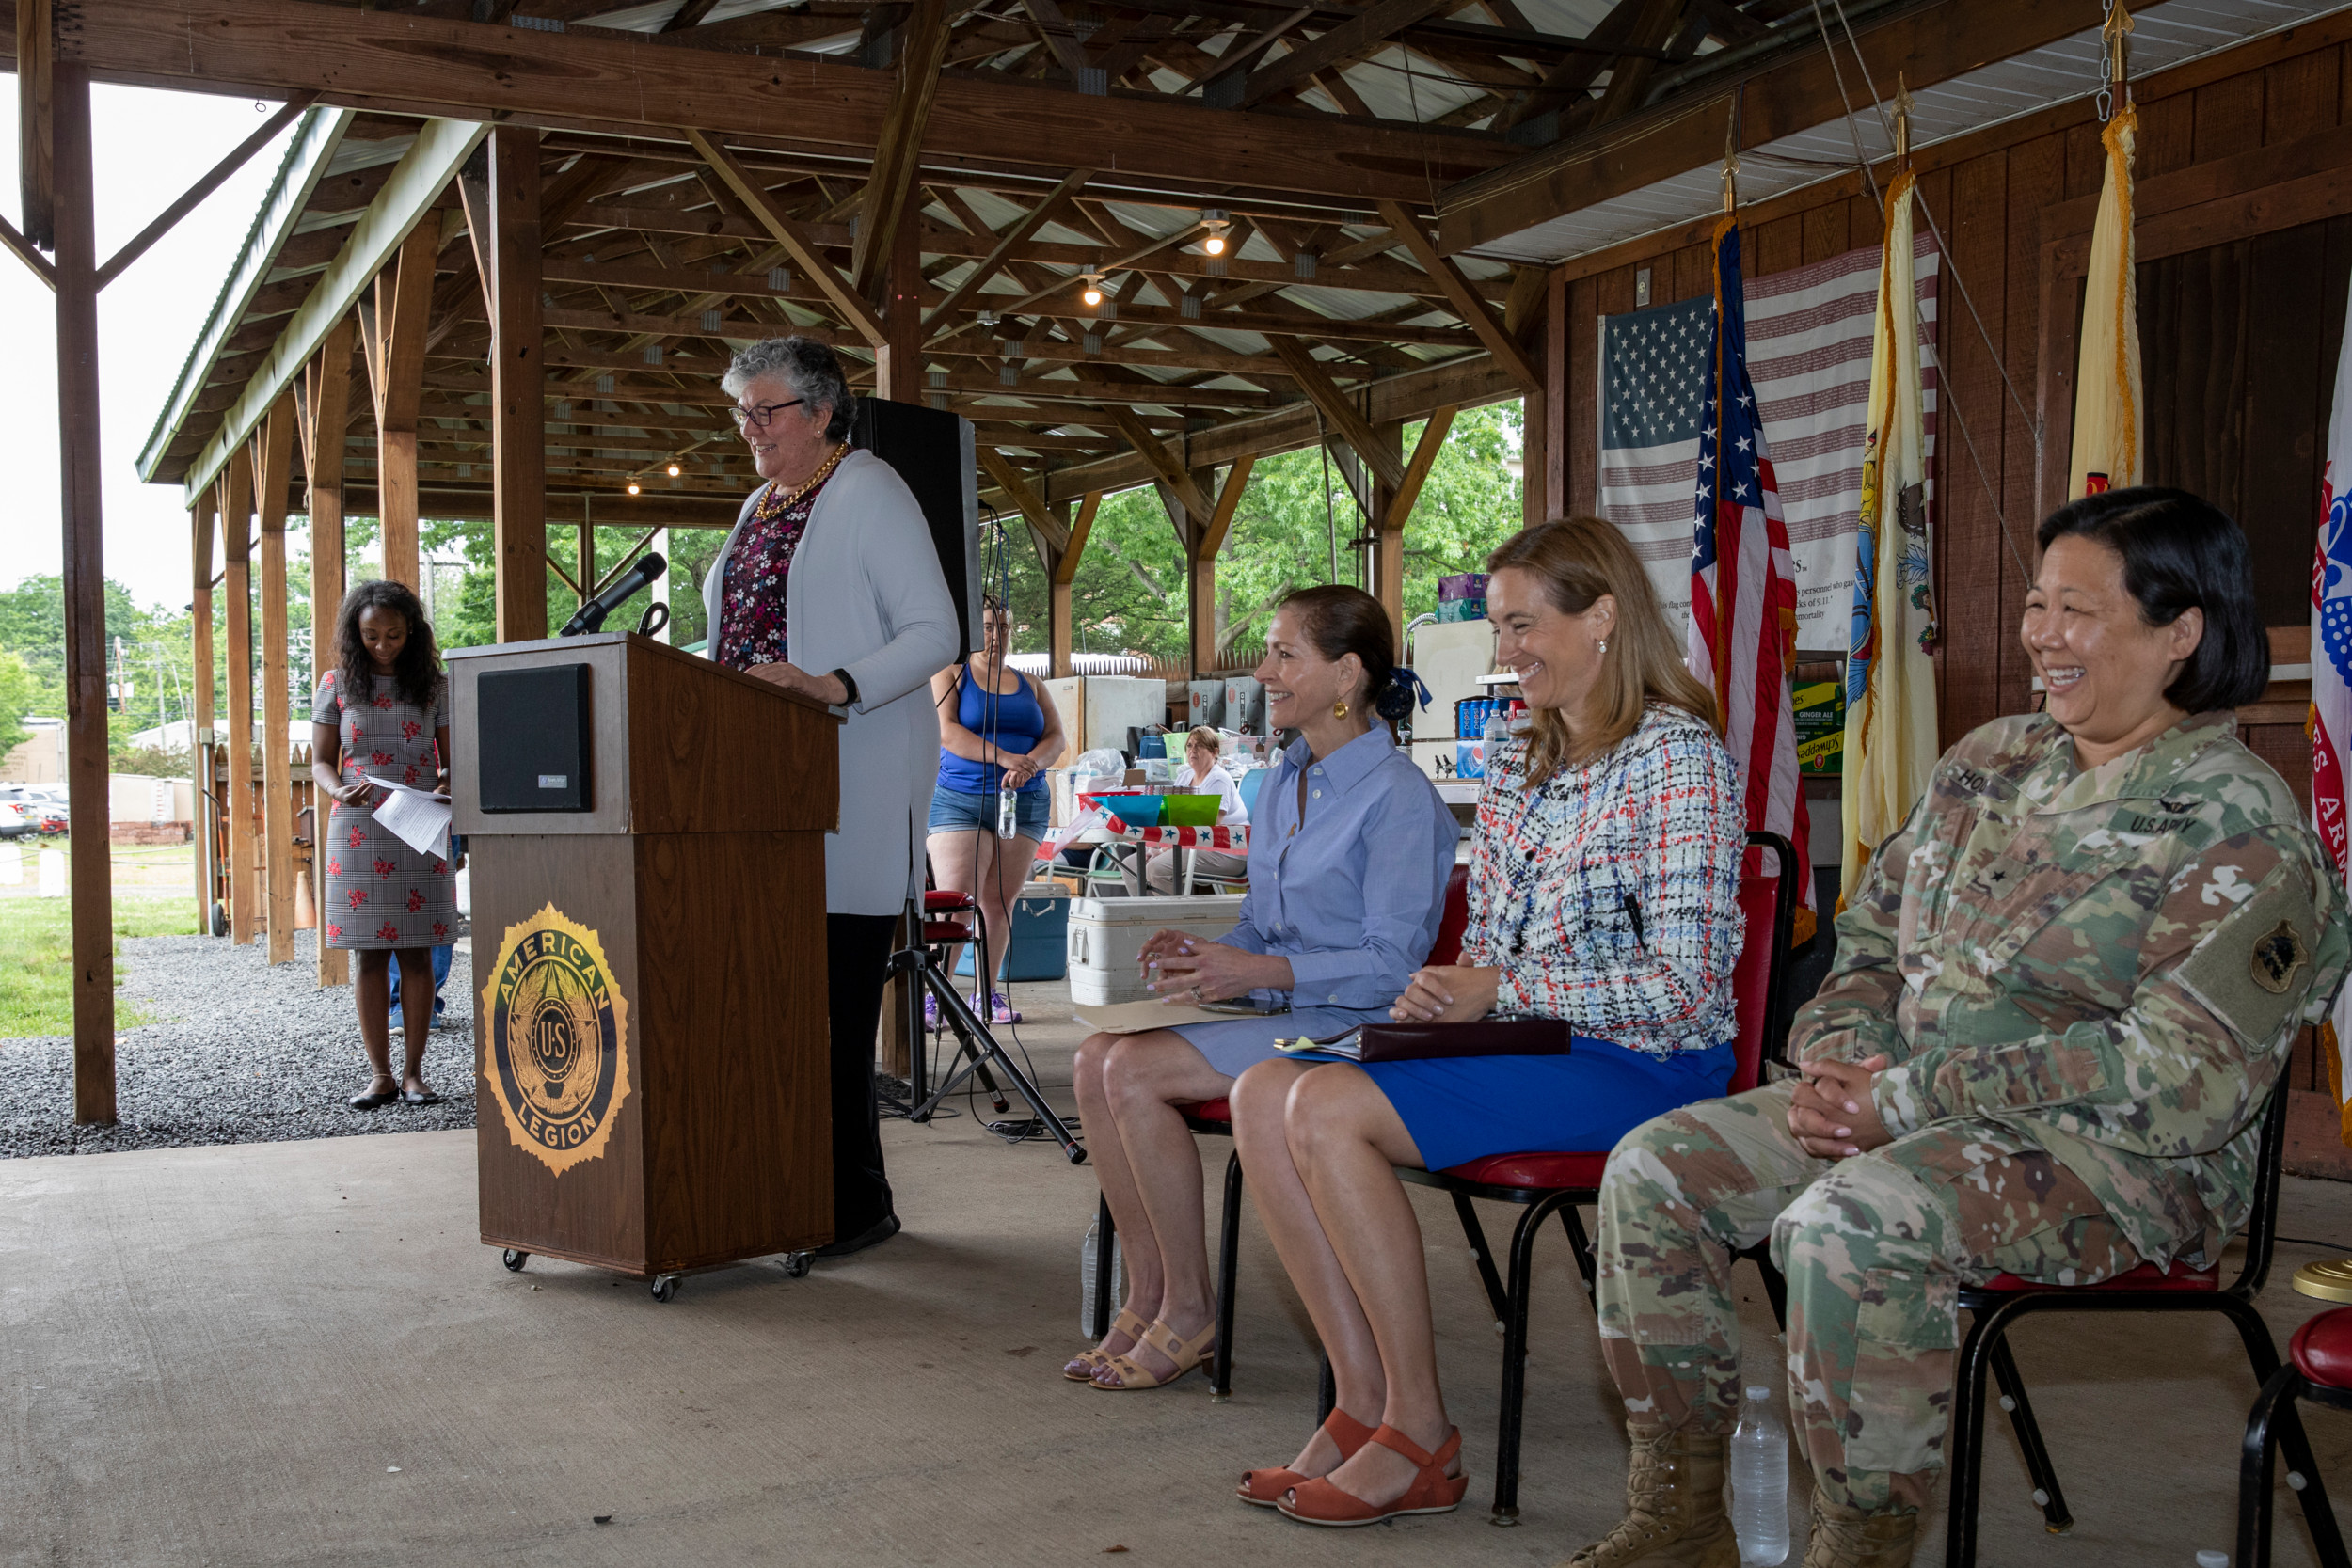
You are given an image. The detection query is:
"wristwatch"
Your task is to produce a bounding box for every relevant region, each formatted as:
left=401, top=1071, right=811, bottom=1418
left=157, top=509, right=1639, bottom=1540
left=828, top=667, right=859, bottom=706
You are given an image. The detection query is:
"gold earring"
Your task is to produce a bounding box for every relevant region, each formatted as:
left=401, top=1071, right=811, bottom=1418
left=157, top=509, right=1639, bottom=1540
left=1333, top=700, right=1349, bottom=720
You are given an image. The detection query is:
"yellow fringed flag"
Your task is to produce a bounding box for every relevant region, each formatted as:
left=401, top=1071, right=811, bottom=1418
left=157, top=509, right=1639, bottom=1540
left=1841, top=168, right=1939, bottom=908
left=2069, top=104, right=2142, bottom=497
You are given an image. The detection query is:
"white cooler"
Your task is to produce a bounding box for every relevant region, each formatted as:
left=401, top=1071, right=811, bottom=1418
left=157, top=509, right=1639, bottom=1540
left=1066, top=894, right=1248, bottom=1006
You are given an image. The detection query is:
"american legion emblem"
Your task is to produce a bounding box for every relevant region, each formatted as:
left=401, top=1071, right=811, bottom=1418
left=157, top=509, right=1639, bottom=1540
left=482, top=904, right=631, bottom=1175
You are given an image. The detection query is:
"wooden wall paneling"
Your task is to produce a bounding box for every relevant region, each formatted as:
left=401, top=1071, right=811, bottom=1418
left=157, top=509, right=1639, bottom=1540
left=1671, top=240, right=1709, bottom=303
left=1752, top=212, right=1802, bottom=277
left=223, top=450, right=258, bottom=944
left=1932, top=151, right=2010, bottom=749
left=1849, top=186, right=1885, bottom=253
left=2062, top=119, right=2106, bottom=203
left=1801, top=200, right=1848, bottom=265
left=2265, top=50, right=2341, bottom=145
left=2003, top=132, right=2067, bottom=721
left=1566, top=274, right=1599, bottom=515
left=2194, top=71, right=2268, bottom=167
left=2137, top=89, right=2197, bottom=181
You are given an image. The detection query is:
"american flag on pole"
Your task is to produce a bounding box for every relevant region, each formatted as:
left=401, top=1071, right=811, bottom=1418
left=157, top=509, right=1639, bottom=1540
left=1689, top=216, right=1816, bottom=938
left=2311, top=268, right=2352, bottom=1148
left=1600, top=233, right=1938, bottom=649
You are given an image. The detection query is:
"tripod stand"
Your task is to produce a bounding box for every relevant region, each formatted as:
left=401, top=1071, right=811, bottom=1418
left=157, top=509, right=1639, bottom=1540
left=885, top=891, right=1084, bottom=1164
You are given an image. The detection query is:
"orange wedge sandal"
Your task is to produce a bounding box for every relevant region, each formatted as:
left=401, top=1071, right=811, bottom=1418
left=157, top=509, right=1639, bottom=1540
left=1064, top=1308, right=1150, bottom=1383
left=1239, top=1409, right=1376, bottom=1507
left=1276, top=1424, right=1468, bottom=1527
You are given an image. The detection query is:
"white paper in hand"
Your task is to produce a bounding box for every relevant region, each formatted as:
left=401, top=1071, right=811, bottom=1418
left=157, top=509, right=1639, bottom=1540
left=365, top=775, right=453, bottom=860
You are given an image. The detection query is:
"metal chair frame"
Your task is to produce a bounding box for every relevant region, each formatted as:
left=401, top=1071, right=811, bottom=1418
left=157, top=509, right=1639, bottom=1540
left=2238, top=1352, right=2352, bottom=1568
left=1941, top=1083, right=2348, bottom=1567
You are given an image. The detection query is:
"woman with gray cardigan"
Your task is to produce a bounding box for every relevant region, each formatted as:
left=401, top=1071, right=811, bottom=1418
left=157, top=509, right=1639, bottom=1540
left=702, top=337, right=960, bottom=1259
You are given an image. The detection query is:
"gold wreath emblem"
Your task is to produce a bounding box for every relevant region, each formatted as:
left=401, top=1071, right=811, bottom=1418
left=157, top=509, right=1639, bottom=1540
left=480, top=904, right=632, bottom=1176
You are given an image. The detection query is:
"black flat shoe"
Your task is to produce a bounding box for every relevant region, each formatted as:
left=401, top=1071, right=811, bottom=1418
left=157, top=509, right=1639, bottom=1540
left=813, top=1213, right=901, bottom=1259
left=349, top=1087, right=400, bottom=1110
left=401, top=1089, right=443, bottom=1107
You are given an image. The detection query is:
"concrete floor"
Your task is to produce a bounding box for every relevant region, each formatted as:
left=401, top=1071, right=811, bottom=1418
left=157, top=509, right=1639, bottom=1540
left=8, top=997, right=2352, bottom=1566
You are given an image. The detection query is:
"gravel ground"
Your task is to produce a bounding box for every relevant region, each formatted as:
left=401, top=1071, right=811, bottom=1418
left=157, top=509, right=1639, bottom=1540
left=0, top=928, right=477, bottom=1158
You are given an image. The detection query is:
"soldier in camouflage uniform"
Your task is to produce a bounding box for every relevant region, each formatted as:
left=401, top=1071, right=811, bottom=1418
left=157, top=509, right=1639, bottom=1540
left=1569, top=488, right=2352, bottom=1568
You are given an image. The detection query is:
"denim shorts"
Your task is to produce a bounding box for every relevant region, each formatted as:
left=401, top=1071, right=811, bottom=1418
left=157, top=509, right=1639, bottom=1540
left=929, top=784, right=1049, bottom=839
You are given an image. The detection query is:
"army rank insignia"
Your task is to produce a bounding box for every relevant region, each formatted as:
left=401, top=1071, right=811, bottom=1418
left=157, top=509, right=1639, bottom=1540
left=2250, top=920, right=2311, bottom=998
left=481, top=904, right=632, bottom=1175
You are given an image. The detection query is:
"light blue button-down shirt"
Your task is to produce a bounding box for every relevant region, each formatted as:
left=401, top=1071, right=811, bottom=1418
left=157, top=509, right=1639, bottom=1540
left=1222, top=726, right=1459, bottom=1010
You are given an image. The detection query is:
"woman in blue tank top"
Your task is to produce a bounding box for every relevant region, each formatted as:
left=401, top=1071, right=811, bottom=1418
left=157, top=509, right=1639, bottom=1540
left=927, top=599, right=1067, bottom=1024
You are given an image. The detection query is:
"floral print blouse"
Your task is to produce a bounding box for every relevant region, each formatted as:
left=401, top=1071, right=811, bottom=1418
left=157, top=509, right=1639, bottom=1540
left=715, top=468, right=834, bottom=670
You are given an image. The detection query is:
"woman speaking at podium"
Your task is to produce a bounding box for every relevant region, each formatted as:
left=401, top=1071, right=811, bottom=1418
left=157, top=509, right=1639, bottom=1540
left=701, top=337, right=960, bottom=1259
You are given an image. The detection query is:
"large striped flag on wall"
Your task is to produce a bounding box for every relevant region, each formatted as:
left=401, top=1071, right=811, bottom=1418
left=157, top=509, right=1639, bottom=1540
left=1689, top=216, right=1816, bottom=939
left=2311, top=269, right=2352, bottom=1148
left=1841, top=168, right=1940, bottom=907
left=2070, top=104, right=2143, bottom=497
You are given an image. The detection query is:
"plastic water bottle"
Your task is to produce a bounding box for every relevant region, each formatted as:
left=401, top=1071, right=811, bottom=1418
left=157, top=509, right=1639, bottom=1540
left=1731, top=1385, right=1791, bottom=1566
left=1482, top=703, right=1513, bottom=774
left=1079, top=1215, right=1125, bottom=1336
left=997, top=784, right=1019, bottom=839
left=2195, top=1552, right=2230, bottom=1567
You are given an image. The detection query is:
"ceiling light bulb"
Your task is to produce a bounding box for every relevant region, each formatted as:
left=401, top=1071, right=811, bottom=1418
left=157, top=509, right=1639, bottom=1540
left=667, top=462, right=681, bottom=477
left=627, top=480, right=642, bottom=496
left=1203, top=234, right=1225, bottom=256
left=1081, top=272, right=1103, bottom=307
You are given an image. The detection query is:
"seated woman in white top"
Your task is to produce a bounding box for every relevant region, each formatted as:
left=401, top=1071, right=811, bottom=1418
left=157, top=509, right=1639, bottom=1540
left=1130, top=727, right=1250, bottom=894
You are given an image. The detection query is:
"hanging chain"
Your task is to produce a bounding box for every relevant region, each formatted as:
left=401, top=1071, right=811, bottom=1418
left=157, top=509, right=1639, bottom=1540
left=2095, top=0, right=2133, bottom=122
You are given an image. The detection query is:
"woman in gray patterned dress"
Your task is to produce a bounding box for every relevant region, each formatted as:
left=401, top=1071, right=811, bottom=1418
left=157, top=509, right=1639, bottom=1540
left=310, top=581, right=456, bottom=1110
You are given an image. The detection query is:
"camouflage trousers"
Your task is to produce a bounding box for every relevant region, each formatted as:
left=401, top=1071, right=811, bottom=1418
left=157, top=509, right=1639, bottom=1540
left=1594, top=1080, right=2140, bottom=1514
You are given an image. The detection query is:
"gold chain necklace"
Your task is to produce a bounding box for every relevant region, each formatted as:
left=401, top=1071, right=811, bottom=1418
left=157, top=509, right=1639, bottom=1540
left=765, top=442, right=850, bottom=515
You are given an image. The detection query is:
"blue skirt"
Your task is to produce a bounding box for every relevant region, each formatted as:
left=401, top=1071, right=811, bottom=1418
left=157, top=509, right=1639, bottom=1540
left=1168, top=1006, right=1391, bottom=1079
left=1354, top=1037, right=1737, bottom=1171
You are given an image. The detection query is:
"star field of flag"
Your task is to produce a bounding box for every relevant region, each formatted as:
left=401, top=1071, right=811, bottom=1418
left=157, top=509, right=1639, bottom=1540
left=1601, top=295, right=1711, bottom=451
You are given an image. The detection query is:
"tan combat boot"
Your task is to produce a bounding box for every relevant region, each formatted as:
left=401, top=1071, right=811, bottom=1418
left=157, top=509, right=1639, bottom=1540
left=1563, top=1428, right=1739, bottom=1568
left=1801, top=1488, right=1917, bottom=1568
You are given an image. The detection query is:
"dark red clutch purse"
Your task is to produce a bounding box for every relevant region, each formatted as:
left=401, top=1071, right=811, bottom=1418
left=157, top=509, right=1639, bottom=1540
left=1287, top=1018, right=1572, bottom=1063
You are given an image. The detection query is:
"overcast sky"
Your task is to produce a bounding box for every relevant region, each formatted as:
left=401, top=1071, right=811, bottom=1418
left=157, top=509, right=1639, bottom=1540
left=0, top=80, right=297, bottom=613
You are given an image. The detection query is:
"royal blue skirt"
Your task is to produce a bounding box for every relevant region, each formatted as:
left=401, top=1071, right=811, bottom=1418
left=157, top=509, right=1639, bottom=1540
left=1353, top=1037, right=1737, bottom=1172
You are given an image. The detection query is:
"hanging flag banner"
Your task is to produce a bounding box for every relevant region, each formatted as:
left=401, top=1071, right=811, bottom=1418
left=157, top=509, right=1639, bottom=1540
left=2069, top=103, right=2143, bottom=497
left=1600, top=233, right=1938, bottom=652
left=1841, top=168, right=1941, bottom=907
left=1688, top=216, right=1817, bottom=940
left=2312, top=267, right=2352, bottom=1148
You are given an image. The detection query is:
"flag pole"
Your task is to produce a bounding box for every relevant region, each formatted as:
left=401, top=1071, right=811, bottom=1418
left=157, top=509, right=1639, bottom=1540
left=1892, top=74, right=1913, bottom=171
left=1722, top=96, right=1740, bottom=215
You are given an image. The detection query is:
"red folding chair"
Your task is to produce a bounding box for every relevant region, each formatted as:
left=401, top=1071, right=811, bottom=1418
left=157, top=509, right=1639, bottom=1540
left=1383, top=829, right=1797, bottom=1523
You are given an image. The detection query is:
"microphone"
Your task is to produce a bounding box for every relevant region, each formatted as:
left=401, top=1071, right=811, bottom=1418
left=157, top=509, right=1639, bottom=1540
left=559, top=553, right=667, bottom=636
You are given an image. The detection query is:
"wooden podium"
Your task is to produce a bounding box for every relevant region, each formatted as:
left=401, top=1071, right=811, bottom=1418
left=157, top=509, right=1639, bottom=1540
left=447, top=633, right=842, bottom=1294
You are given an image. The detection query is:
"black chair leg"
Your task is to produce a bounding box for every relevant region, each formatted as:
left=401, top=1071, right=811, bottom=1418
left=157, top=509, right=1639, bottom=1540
left=2240, top=1364, right=2301, bottom=1568
left=2221, top=1297, right=2352, bottom=1568
left=1317, top=1352, right=1336, bottom=1425
left=1944, top=1307, right=2004, bottom=1568
left=1558, top=1203, right=1598, bottom=1308
left=1986, top=1336, right=2073, bottom=1533
left=1490, top=1193, right=1569, bottom=1527
left=1089, top=1192, right=1115, bottom=1340
left=1212, top=1150, right=1243, bottom=1402
left=1449, top=1192, right=1510, bottom=1328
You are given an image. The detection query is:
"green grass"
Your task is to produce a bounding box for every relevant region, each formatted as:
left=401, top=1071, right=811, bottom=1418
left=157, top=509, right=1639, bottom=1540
left=0, top=899, right=200, bottom=1039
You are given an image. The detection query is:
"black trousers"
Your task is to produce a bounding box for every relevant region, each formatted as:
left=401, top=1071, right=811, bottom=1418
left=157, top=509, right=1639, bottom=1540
left=824, top=911, right=899, bottom=1238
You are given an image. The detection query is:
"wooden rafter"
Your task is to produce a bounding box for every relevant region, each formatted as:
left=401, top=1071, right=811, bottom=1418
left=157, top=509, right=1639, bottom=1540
left=686, top=129, right=890, bottom=346
left=851, top=0, right=951, bottom=294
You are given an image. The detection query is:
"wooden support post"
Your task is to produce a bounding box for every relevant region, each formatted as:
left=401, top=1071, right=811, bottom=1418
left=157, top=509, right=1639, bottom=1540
left=1375, top=408, right=1454, bottom=653
left=224, top=447, right=258, bottom=947
left=364, top=223, right=437, bottom=589
left=51, top=59, right=112, bottom=1122
left=191, top=486, right=216, bottom=939
left=1544, top=267, right=1566, bottom=519
left=17, top=0, right=52, bottom=252
left=1049, top=492, right=1098, bottom=678
left=873, top=180, right=926, bottom=403
left=1187, top=457, right=1253, bottom=674
left=255, top=394, right=298, bottom=967
left=302, top=319, right=356, bottom=987
left=489, top=125, right=548, bottom=642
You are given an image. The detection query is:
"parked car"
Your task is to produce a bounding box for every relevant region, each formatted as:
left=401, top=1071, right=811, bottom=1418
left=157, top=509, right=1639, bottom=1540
left=28, top=802, right=67, bottom=835
left=0, top=802, right=27, bottom=839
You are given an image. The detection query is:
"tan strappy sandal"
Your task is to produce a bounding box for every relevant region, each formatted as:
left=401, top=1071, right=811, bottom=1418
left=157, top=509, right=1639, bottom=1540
left=1090, top=1318, right=1217, bottom=1390
left=1064, top=1307, right=1150, bottom=1383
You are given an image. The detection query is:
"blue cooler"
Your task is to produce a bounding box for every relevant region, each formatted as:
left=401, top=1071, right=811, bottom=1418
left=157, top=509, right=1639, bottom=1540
left=952, top=888, right=1073, bottom=980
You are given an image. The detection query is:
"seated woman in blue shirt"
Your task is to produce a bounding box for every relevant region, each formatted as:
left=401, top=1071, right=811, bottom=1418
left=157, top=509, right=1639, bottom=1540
left=1065, top=585, right=1456, bottom=1392
left=1228, top=517, right=1746, bottom=1525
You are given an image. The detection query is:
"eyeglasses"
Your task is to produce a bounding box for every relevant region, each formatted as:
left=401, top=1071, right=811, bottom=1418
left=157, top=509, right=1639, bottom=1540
left=731, top=398, right=805, bottom=430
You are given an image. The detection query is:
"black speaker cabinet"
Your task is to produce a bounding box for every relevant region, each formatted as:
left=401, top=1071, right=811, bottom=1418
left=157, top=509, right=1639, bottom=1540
left=476, top=662, right=595, bottom=813
left=850, top=397, right=980, bottom=662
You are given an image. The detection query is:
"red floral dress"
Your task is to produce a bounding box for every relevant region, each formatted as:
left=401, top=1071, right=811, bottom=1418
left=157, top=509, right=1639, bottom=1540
left=311, top=670, right=456, bottom=951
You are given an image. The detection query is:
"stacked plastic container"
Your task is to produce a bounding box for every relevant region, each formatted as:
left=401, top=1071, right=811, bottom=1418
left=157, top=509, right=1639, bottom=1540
left=1437, top=572, right=1489, bottom=623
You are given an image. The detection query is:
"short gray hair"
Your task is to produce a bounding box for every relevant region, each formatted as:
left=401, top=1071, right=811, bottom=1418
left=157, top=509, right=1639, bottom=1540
left=722, top=337, right=855, bottom=440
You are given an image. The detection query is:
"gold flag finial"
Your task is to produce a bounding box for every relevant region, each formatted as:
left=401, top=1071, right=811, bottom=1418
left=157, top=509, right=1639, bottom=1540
left=1722, top=96, right=1740, bottom=214
left=1893, top=74, right=1915, bottom=169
